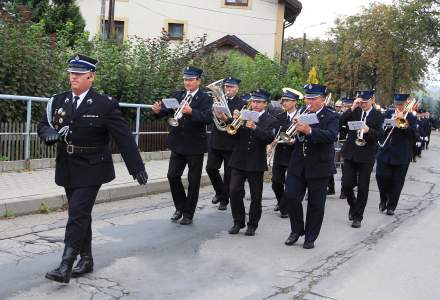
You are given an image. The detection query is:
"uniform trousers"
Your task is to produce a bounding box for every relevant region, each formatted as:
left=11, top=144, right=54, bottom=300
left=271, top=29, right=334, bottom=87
left=206, top=148, right=232, bottom=205
left=64, top=185, right=101, bottom=252
left=167, top=151, right=204, bottom=219
left=342, top=159, right=374, bottom=221
left=229, top=168, right=264, bottom=228
left=285, top=168, right=327, bottom=242
left=376, top=160, right=409, bottom=211
left=271, top=164, right=288, bottom=214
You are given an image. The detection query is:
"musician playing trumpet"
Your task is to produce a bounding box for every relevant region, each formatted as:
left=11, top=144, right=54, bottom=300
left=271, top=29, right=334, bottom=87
left=339, top=90, right=384, bottom=228
left=152, top=66, right=213, bottom=225
left=270, top=89, right=301, bottom=218
left=228, top=89, right=277, bottom=236
left=376, top=94, right=416, bottom=216
left=206, top=77, right=246, bottom=210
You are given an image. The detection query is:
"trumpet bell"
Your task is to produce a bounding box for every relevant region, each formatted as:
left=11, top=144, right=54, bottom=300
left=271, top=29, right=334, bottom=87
left=396, top=118, right=409, bottom=129
left=226, top=124, right=238, bottom=135
left=355, top=138, right=366, bottom=147
left=167, top=117, right=179, bottom=127
left=279, top=132, right=292, bottom=143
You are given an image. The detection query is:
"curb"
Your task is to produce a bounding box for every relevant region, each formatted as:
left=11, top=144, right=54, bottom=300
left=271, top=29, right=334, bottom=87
left=0, top=174, right=211, bottom=218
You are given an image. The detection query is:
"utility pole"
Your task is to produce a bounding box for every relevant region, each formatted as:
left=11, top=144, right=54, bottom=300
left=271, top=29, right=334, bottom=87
left=108, top=0, right=116, bottom=39
left=100, top=0, right=106, bottom=37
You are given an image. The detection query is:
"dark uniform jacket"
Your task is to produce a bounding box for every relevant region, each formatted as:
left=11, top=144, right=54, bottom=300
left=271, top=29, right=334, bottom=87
left=288, top=106, right=339, bottom=179
left=156, top=90, right=213, bottom=155
left=229, top=111, right=277, bottom=172
left=377, top=109, right=416, bottom=165
left=37, top=89, right=145, bottom=188
left=273, top=110, right=297, bottom=167
left=340, top=107, right=384, bottom=163
left=338, top=111, right=349, bottom=142
left=209, top=95, right=245, bottom=151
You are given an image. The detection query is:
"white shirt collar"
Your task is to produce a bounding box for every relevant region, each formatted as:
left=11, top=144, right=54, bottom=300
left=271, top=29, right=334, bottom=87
left=72, top=89, right=90, bottom=108
left=287, top=109, right=297, bottom=119
left=186, top=89, right=199, bottom=98
left=315, top=105, right=324, bottom=115
left=258, top=110, right=266, bottom=118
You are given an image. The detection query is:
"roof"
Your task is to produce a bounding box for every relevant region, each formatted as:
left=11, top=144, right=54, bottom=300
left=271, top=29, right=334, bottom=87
left=202, top=35, right=259, bottom=58
left=284, top=0, right=302, bottom=23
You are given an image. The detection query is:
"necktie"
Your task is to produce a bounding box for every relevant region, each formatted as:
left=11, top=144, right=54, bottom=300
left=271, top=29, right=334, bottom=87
left=72, top=96, right=80, bottom=112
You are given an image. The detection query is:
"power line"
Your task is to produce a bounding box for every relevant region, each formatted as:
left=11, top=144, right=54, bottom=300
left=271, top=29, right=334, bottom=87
left=146, top=0, right=277, bottom=22
left=132, top=0, right=276, bottom=36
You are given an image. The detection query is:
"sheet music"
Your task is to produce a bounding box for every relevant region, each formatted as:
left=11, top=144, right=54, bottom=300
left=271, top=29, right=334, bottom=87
left=270, top=100, right=281, bottom=108
left=348, top=121, right=365, bottom=131
left=298, top=113, right=319, bottom=125
left=383, top=118, right=396, bottom=128
left=241, top=110, right=260, bottom=122
left=213, top=104, right=230, bottom=114
left=162, top=98, right=180, bottom=109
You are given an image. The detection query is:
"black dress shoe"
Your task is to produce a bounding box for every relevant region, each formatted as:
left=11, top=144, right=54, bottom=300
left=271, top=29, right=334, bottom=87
left=211, top=195, right=220, bottom=204
left=170, top=210, right=182, bottom=222
left=280, top=212, right=289, bottom=218
left=379, top=202, right=386, bottom=213
left=351, top=220, right=361, bottom=228
left=71, top=255, right=93, bottom=278
left=218, top=203, right=228, bottom=211
left=179, top=216, right=193, bottom=225
left=45, top=247, right=78, bottom=283
left=285, top=232, right=301, bottom=246
left=303, top=241, right=315, bottom=249
left=228, top=224, right=244, bottom=234
left=386, top=209, right=395, bottom=216
left=274, top=204, right=280, bottom=212
left=245, top=226, right=256, bottom=236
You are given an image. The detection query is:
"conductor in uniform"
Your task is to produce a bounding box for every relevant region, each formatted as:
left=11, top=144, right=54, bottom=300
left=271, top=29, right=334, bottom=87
left=152, top=66, right=213, bottom=225
left=38, top=54, right=148, bottom=283
left=271, top=89, right=300, bottom=218
left=339, top=90, right=383, bottom=228
left=284, top=84, right=339, bottom=249
left=376, top=94, right=416, bottom=215
left=228, top=89, right=277, bottom=236
left=206, top=77, right=245, bottom=211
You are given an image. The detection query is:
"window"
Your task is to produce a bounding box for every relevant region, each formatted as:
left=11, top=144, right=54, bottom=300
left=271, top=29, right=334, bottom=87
left=103, top=20, right=125, bottom=42
left=168, top=23, right=184, bottom=40
left=225, top=0, right=249, bottom=6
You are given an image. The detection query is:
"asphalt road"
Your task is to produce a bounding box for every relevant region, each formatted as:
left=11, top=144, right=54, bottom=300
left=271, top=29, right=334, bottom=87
left=1, top=134, right=440, bottom=300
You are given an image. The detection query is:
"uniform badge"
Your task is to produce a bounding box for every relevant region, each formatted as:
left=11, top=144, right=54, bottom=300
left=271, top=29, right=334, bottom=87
left=75, top=55, right=80, bottom=61
left=65, top=98, right=70, bottom=103
left=59, top=118, right=63, bottom=124
left=87, top=99, right=93, bottom=105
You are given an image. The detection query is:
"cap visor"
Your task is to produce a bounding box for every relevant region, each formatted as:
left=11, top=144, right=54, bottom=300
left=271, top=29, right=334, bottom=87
left=67, top=67, right=92, bottom=74
left=304, top=94, right=321, bottom=99
left=281, top=97, right=296, bottom=101
left=183, top=74, right=198, bottom=79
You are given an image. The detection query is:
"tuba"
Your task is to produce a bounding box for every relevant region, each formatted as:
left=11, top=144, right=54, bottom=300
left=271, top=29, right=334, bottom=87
left=207, top=79, right=232, bottom=132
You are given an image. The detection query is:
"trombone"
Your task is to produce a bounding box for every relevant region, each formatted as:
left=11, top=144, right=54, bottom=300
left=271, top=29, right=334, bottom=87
left=377, top=98, right=418, bottom=148
left=167, top=94, right=193, bottom=127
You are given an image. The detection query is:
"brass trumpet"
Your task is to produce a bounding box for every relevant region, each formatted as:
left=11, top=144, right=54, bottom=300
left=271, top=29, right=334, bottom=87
left=167, top=94, right=193, bottom=127
left=226, top=102, right=252, bottom=135
left=279, top=105, right=311, bottom=143
left=355, top=110, right=367, bottom=147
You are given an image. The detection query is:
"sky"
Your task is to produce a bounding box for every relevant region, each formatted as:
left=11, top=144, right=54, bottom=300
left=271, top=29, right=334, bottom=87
left=284, top=0, right=440, bottom=89
left=285, top=0, right=394, bottom=39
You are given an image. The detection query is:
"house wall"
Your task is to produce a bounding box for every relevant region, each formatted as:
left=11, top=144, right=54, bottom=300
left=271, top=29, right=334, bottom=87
left=77, top=0, right=284, bottom=59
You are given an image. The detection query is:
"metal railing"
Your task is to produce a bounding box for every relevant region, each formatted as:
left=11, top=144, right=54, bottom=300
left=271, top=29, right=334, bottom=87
left=0, top=94, right=156, bottom=163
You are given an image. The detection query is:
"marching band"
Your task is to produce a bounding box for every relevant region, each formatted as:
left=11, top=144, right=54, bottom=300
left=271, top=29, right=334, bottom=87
left=152, top=66, right=429, bottom=249
left=39, top=58, right=432, bottom=284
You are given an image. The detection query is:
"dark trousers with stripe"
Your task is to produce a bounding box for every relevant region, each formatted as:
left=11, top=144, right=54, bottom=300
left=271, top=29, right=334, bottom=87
left=64, top=185, right=101, bottom=252
left=376, top=160, right=409, bottom=211
left=271, top=163, right=288, bottom=214
left=206, top=148, right=232, bottom=205
left=167, top=151, right=204, bottom=219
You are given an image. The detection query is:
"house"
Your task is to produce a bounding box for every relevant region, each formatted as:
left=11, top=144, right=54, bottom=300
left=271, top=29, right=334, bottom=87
left=76, top=0, right=302, bottom=60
